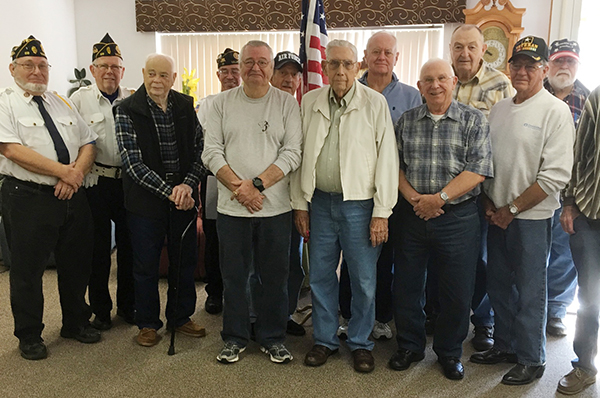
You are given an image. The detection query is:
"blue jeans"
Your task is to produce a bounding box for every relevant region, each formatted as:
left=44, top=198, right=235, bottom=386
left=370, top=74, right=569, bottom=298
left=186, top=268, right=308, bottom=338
left=487, top=218, right=551, bottom=366
left=217, top=212, right=291, bottom=347
left=471, top=197, right=494, bottom=327
left=569, top=215, right=600, bottom=375
left=127, top=209, right=198, bottom=330
left=548, top=206, right=578, bottom=319
left=394, top=199, right=479, bottom=358
left=309, top=190, right=380, bottom=351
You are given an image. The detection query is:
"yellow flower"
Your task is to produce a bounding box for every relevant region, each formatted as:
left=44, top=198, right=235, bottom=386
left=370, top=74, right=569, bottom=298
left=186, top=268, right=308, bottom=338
left=181, top=67, right=201, bottom=105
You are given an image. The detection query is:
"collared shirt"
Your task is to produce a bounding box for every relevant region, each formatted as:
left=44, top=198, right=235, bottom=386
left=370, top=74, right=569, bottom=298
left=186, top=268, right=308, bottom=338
left=544, top=78, right=590, bottom=126
left=396, top=100, right=493, bottom=204
left=358, top=71, right=422, bottom=123
left=315, top=83, right=356, bottom=193
left=453, top=63, right=514, bottom=118
left=0, top=85, right=97, bottom=185
left=115, top=92, right=205, bottom=200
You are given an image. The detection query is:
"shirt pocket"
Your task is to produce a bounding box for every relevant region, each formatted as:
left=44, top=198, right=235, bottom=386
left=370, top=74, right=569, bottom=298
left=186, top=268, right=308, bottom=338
left=55, top=115, right=79, bottom=143
left=86, top=112, right=106, bottom=141
left=17, top=116, right=51, bottom=146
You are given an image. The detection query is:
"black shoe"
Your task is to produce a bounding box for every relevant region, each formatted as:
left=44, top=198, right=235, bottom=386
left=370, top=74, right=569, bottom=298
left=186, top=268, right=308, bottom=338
left=438, top=357, right=464, bottom=380
left=389, top=349, right=425, bottom=371
left=205, top=295, right=223, bottom=315
left=19, top=338, right=47, bottom=360
left=471, top=347, right=518, bottom=365
left=471, top=326, right=494, bottom=351
left=60, top=324, right=101, bottom=344
left=117, top=308, right=135, bottom=325
left=501, top=363, right=545, bottom=385
left=286, top=319, right=306, bottom=336
left=304, top=345, right=339, bottom=367
left=91, top=316, right=112, bottom=331
left=547, top=317, right=567, bottom=337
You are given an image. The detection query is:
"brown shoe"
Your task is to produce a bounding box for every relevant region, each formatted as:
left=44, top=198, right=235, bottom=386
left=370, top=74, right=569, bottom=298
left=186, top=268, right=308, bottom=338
left=304, top=344, right=338, bottom=367
left=136, top=328, right=159, bottom=347
left=353, top=349, right=375, bottom=373
left=176, top=320, right=206, bottom=338
left=557, top=367, right=596, bottom=395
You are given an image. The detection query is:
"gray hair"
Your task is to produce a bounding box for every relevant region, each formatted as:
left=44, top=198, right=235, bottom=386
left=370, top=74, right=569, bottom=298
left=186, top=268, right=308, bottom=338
left=366, top=31, right=397, bottom=54
left=451, top=24, right=484, bottom=43
left=419, top=58, right=455, bottom=80
left=240, top=40, right=274, bottom=61
left=144, top=53, right=175, bottom=71
left=326, top=40, right=358, bottom=61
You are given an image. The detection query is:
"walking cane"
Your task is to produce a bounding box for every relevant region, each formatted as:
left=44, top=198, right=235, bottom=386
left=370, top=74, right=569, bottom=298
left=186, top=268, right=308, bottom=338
left=168, top=204, right=199, bottom=356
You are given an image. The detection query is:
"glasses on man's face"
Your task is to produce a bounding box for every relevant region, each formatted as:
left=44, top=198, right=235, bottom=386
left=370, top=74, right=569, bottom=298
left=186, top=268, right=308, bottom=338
left=15, top=62, right=51, bottom=73
left=422, top=76, right=451, bottom=85
left=218, top=68, right=240, bottom=77
left=509, top=62, right=544, bottom=73
left=93, top=63, right=123, bottom=72
left=551, top=57, right=578, bottom=67
left=327, top=59, right=356, bottom=70
left=242, top=59, right=270, bottom=69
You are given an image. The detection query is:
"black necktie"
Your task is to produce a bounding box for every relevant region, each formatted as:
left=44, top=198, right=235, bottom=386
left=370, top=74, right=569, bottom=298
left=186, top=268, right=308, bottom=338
left=32, top=96, right=70, bottom=164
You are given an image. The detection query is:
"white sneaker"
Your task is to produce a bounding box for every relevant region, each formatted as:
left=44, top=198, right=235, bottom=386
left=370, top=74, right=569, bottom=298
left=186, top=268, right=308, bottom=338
left=372, top=321, right=392, bottom=340
left=337, top=318, right=349, bottom=339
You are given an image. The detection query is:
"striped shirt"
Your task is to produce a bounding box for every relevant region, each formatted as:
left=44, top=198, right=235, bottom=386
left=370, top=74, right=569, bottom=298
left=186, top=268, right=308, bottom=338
left=544, top=78, right=590, bottom=126
left=453, top=64, right=514, bottom=118
left=396, top=100, right=493, bottom=204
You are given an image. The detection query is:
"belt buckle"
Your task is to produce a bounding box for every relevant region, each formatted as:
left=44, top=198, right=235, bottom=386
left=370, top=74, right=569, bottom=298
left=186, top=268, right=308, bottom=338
left=114, top=167, right=121, bottom=179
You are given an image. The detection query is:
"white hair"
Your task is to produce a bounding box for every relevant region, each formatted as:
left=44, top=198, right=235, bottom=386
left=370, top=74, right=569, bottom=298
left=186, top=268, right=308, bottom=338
left=326, top=40, right=358, bottom=61
left=144, top=53, right=175, bottom=71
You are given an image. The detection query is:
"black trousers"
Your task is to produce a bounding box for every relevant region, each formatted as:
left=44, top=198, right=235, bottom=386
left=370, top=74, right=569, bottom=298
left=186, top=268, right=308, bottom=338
left=200, top=175, right=222, bottom=298
left=2, top=177, right=93, bottom=340
left=86, top=176, right=134, bottom=320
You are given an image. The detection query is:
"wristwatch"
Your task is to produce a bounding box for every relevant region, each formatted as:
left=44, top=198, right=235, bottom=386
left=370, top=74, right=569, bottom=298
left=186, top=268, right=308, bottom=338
left=440, top=191, right=449, bottom=204
left=508, top=202, right=520, bottom=216
left=252, top=177, right=265, bottom=192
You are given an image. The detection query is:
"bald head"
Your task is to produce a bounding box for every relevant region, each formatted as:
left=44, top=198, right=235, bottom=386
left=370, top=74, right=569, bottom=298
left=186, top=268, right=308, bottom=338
left=143, top=53, right=177, bottom=103
left=419, top=58, right=454, bottom=80
left=417, top=58, right=457, bottom=115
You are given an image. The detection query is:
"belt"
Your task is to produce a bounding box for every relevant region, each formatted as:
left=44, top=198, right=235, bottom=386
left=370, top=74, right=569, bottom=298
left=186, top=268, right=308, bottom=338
left=6, top=176, right=55, bottom=193
left=441, top=197, right=477, bottom=212
left=92, top=163, right=122, bottom=179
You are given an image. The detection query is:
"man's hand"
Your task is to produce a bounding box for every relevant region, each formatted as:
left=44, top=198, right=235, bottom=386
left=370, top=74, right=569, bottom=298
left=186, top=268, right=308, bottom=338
left=489, top=205, right=514, bottom=230
left=169, top=184, right=195, bottom=211
left=481, top=195, right=497, bottom=223
left=560, top=204, right=581, bottom=235
left=230, top=179, right=264, bottom=214
left=60, top=163, right=84, bottom=190
left=294, top=210, right=310, bottom=241
left=411, top=193, right=444, bottom=220
left=54, top=180, right=74, bottom=200
left=370, top=217, right=388, bottom=247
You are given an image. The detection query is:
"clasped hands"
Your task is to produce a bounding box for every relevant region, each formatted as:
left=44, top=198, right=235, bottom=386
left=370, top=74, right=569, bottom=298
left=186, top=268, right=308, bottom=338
left=410, top=193, right=445, bottom=221
left=55, top=163, right=84, bottom=200
left=168, top=183, right=195, bottom=211
left=230, top=179, right=264, bottom=214
left=482, top=197, right=513, bottom=230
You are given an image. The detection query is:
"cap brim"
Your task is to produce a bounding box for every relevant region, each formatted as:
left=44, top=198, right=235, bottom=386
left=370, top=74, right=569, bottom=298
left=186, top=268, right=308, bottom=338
left=549, top=51, right=579, bottom=62
left=508, top=50, right=546, bottom=63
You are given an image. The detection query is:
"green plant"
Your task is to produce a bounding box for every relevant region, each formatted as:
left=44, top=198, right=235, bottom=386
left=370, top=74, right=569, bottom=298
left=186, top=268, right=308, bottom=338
left=68, top=68, right=92, bottom=97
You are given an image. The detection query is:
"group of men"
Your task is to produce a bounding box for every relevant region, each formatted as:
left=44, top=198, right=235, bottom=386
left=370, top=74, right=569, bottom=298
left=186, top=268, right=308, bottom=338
left=1, top=24, right=600, bottom=396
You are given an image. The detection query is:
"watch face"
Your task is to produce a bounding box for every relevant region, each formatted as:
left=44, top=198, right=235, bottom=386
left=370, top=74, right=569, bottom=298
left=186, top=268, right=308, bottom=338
left=483, top=26, right=509, bottom=71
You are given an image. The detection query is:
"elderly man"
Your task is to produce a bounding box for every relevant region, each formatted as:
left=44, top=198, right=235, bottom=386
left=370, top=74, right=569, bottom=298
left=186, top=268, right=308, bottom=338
left=271, top=51, right=302, bottom=96
left=292, top=39, right=399, bottom=373
left=202, top=40, right=302, bottom=364
left=197, top=48, right=241, bottom=316
left=0, top=36, right=100, bottom=360
left=542, top=39, right=590, bottom=337
left=390, top=58, right=492, bottom=380
left=70, top=33, right=135, bottom=330
left=440, top=24, right=515, bottom=352
left=471, top=36, right=574, bottom=386
left=338, top=31, right=421, bottom=341
left=114, top=53, right=206, bottom=347
left=557, top=85, right=600, bottom=395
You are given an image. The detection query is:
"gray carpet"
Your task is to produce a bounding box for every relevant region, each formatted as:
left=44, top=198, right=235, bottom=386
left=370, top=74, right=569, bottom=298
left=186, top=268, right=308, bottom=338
left=0, top=263, right=597, bottom=398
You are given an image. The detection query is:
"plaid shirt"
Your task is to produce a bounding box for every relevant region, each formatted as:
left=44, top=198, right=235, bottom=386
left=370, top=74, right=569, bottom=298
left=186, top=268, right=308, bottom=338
left=453, top=64, right=514, bottom=118
left=396, top=100, right=493, bottom=204
left=544, top=78, right=590, bottom=126
left=115, top=93, right=205, bottom=199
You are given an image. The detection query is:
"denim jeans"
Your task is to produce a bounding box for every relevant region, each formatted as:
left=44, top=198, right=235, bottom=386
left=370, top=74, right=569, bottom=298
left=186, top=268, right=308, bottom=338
left=471, top=197, right=494, bottom=327
left=569, top=215, right=600, bottom=375
left=394, top=198, right=479, bottom=358
left=487, top=218, right=551, bottom=366
left=548, top=206, right=578, bottom=319
left=127, top=208, right=198, bottom=330
left=217, top=212, right=291, bottom=348
left=309, top=190, right=381, bottom=351
left=288, top=225, right=305, bottom=316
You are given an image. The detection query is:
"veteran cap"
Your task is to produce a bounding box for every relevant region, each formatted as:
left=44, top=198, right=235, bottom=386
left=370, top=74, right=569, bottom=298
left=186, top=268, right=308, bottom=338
left=217, top=48, right=239, bottom=68
left=92, top=33, right=122, bottom=62
left=549, top=39, right=580, bottom=62
left=274, top=51, right=302, bottom=73
left=11, top=35, right=46, bottom=60
left=508, top=36, right=549, bottom=63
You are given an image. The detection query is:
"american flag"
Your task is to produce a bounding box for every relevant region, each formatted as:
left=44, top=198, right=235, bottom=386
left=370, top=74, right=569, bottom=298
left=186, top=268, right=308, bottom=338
left=298, top=0, right=328, bottom=101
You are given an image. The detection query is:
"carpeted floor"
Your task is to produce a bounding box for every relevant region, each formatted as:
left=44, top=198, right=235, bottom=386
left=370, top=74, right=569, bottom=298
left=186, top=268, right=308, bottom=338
left=0, top=260, right=597, bottom=398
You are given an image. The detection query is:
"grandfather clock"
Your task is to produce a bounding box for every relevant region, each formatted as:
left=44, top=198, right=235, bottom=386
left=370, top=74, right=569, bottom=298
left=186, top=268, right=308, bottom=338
left=464, top=0, right=526, bottom=75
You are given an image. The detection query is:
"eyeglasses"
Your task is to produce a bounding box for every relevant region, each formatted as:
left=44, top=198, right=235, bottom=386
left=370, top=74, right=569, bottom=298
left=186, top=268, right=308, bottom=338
left=327, top=60, right=356, bottom=70
left=509, top=63, right=544, bottom=73
left=242, top=59, right=270, bottom=68
left=218, top=68, right=240, bottom=76
left=14, top=62, right=51, bottom=72
left=551, top=57, right=578, bottom=67
left=93, top=63, right=123, bottom=72
left=422, top=76, right=452, bottom=85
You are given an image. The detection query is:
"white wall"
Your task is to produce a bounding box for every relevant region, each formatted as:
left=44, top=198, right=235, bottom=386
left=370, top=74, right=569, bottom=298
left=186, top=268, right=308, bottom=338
left=73, top=0, right=156, bottom=91
left=0, top=0, right=78, bottom=95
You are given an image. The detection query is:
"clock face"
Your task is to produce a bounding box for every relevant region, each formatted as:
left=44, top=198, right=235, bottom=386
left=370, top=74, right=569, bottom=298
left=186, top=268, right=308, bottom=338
left=484, top=39, right=507, bottom=69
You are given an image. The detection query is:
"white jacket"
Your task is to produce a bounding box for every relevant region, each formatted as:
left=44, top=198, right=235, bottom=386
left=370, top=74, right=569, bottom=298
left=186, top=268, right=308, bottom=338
left=291, top=82, right=399, bottom=218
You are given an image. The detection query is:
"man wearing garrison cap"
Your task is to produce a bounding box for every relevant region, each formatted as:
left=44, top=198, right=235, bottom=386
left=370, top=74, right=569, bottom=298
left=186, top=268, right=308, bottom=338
left=70, top=33, right=136, bottom=331
left=197, top=47, right=241, bottom=316
left=0, top=36, right=100, bottom=360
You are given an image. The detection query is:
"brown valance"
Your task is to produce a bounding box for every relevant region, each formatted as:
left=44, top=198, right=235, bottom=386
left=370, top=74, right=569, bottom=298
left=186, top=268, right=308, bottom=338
left=135, top=0, right=466, bottom=32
